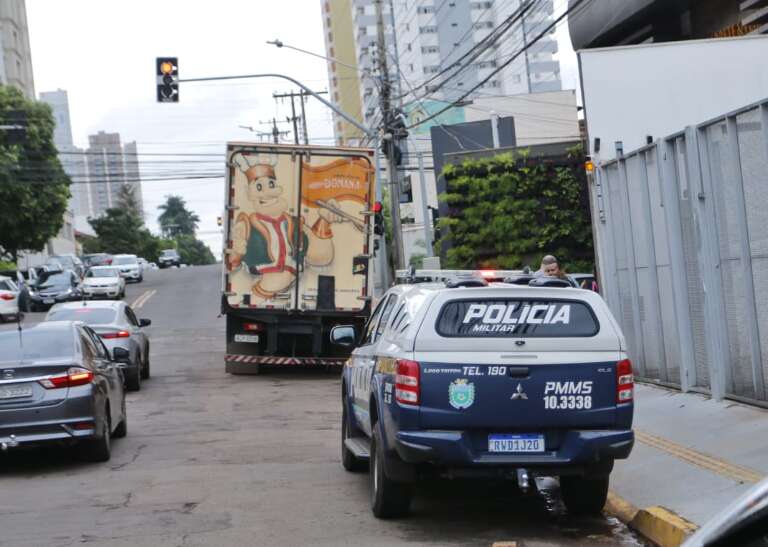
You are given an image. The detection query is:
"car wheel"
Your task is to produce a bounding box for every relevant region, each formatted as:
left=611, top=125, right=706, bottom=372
left=77, top=413, right=111, bottom=462
left=141, top=346, right=150, bottom=380
left=370, top=424, right=412, bottom=518
left=125, top=361, right=141, bottom=392
left=341, top=402, right=367, bottom=472
left=560, top=475, right=610, bottom=516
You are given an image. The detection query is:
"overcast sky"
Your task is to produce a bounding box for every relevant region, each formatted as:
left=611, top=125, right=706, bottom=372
left=26, top=0, right=579, bottom=257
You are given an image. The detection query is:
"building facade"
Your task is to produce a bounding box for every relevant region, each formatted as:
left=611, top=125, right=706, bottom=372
left=0, top=0, right=34, bottom=98
left=320, top=0, right=365, bottom=145
left=569, top=0, right=768, bottom=50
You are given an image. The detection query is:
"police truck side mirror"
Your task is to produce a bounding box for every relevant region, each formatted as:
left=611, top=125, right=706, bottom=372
left=330, top=325, right=357, bottom=347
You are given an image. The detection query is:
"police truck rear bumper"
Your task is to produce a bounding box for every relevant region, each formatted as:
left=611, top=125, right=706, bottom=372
left=395, top=429, right=634, bottom=470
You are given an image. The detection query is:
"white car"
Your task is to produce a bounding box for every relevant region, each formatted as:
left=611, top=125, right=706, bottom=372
left=0, top=275, right=19, bottom=321
left=112, top=254, right=143, bottom=283
left=81, top=266, right=126, bottom=299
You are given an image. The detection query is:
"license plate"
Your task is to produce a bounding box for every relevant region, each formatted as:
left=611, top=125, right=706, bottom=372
left=0, top=385, right=33, bottom=400
left=488, top=434, right=545, bottom=453
left=234, top=334, right=260, bottom=343
left=43, top=298, right=55, bottom=304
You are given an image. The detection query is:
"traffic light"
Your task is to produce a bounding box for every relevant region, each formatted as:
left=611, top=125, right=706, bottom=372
left=156, top=57, right=179, bottom=103
left=217, top=216, right=223, bottom=227
left=372, top=201, right=384, bottom=236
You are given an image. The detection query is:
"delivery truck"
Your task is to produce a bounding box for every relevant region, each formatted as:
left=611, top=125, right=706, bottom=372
left=221, top=142, right=377, bottom=373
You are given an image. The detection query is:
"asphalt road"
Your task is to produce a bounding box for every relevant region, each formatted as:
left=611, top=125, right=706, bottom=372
left=0, top=265, right=645, bottom=546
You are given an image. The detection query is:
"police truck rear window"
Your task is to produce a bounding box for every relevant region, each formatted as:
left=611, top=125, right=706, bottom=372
left=436, top=299, right=599, bottom=337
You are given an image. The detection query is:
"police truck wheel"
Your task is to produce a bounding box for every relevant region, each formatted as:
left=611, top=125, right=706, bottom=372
left=560, top=475, right=610, bottom=516
left=370, top=425, right=412, bottom=518
left=341, top=403, right=367, bottom=472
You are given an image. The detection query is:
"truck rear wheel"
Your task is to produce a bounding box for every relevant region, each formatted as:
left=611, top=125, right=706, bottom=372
left=370, top=425, right=412, bottom=518
left=560, top=474, right=609, bottom=516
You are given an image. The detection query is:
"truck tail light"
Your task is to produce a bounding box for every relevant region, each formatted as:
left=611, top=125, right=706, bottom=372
left=40, top=367, right=94, bottom=389
left=395, top=359, right=420, bottom=405
left=616, top=359, right=634, bottom=403
left=243, top=322, right=263, bottom=332
left=100, top=330, right=131, bottom=339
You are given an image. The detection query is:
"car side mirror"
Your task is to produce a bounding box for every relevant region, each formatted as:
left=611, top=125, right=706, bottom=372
left=330, top=325, right=357, bottom=347
left=112, top=347, right=130, bottom=362
left=139, top=318, right=151, bottom=327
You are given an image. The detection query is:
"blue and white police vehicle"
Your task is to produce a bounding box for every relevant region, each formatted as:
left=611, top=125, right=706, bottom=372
left=333, top=270, right=634, bottom=518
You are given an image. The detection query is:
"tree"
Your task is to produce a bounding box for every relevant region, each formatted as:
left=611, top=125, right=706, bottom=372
left=116, top=184, right=142, bottom=218
left=176, top=235, right=216, bottom=265
left=438, top=147, right=594, bottom=273
left=86, top=208, right=166, bottom=262
left=0, top=86, right=70, bottom=259
left=158, top=195, right=200, bottom=237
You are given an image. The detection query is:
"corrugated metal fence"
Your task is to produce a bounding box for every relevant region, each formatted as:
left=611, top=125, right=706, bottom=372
left=592, top=98, right=768, bottom=405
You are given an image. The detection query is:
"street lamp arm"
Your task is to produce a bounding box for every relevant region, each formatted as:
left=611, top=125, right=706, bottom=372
left=178, top=73, right=375, bottom=138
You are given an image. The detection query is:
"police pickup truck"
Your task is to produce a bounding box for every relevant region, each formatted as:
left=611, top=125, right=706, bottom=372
left=332, top=271, right=634, bottom=518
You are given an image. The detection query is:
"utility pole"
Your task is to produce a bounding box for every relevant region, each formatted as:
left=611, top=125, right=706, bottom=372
left=417, top=152, right=433, bottom=257
left=375, top=0, right=404, bottom=270
left=274, top=89, right=328, bottom=145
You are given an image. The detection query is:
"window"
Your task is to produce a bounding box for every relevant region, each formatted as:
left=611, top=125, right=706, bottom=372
left=85, top=327, right=109, bottom=360
left=512, top=74, right=522, bottom=84
left=418, top=6, right=434, bottom=14
left=471, top=1, right=493, bottom=8
left=362, top=297, right=388, bottom=345
left=436, top=299, right=600, bottom=338
left=421, top=45, right=439, bottom=54
left=375, top=295, right=399, bottom=338
left=473, top=21, right=493, bottom=29
left=419, top=25, right=437, bottom=34
left=125, top=306, right=140, bottom=327
left=424, top=65, right=440, bottom=74
left=476, top=61, right=497, bottom=69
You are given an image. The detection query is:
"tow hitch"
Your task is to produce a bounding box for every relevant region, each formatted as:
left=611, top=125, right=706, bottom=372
left=517, top=468, right=530, bottom=493
left=1, top=435, right=18, bottom=451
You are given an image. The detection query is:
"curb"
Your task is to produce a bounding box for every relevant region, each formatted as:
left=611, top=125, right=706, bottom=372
left=605, top=492, right=699, bottom=547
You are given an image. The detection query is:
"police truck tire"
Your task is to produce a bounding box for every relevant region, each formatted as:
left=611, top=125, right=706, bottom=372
left=341, top=403, right=367, bottom=472
left=560, top=475, right=610, bottom=516
left=370, top=425, right=412, bottom=518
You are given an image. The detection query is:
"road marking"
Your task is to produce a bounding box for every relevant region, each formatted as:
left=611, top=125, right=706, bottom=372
left=131, top=289, right=156, bottom=310
left=636, top=429, right=764, bottom=484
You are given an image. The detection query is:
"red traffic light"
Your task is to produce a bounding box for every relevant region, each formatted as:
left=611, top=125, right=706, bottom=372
left=372, top=201, right=383, bottom=213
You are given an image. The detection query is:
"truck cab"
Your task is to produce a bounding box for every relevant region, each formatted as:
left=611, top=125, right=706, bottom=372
left=336, top=272, right=634, bottom=518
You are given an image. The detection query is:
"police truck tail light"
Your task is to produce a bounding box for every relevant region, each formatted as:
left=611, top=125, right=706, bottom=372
left=395, top=359, right=420, bottom=405
left=39, top=367, right=94, bottom=389
left=616, top=359, right=634, bottom=403
left=100, top=330, right=131, bottom=339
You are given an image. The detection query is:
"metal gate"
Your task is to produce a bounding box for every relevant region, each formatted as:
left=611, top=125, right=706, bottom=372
left=592, top=98, right=768, bottom=404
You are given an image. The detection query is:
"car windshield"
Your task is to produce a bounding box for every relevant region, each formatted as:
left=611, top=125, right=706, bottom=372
left=114, top=256, right=137, bottom=265
left=161, top=250, right=177, bottom=257
left=47, top=307, right=117, bottom=324
left=37, top=272, right=72, bottom=288
left=87, top=267, right=119, bottom=278
left=0, top=328, right=75, bottom=364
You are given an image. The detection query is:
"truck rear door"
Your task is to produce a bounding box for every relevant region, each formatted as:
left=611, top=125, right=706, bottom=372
left=413, top=290, right=627, bottom=431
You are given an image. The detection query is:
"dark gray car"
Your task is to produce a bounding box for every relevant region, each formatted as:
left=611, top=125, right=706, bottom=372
left=0, top=321, right=127, bottom=462
left=45, top=301, right=151, bottom=392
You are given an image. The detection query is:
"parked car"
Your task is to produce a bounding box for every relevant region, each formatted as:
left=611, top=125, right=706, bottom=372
left=0, top=275, right=20, bottom=322
left=28, top=270, right=83, bottom=311
left=112, top=254, right=143, bottom=283
left=82, top=266, right=126, bottom=300
left=335, top=271, right=633, bottom=518
left=0, top=321, right=127, bottom=462
left=82, top=253, right=113, bottom=268
left=46, top=301, right=151, bottom=391
left=47, top=254, right=85, bottom=278
left=158, top=249, right=181, bottom=269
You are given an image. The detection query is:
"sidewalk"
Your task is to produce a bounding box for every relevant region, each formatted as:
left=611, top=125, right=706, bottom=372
left=609, top=383, right=768, bottom=539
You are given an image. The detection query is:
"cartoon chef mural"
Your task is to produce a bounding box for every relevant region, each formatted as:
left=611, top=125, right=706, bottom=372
left=227, top=151, right=370, bottom=303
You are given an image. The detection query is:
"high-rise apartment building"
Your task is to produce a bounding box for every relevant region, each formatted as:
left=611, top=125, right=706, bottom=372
left=320, top=0, right=365, bottom=145
left=39, top=89, right=90, bottom=218
left=86, top=131, right=144, bottom=219
left=0, top=0, right=34, bottom=98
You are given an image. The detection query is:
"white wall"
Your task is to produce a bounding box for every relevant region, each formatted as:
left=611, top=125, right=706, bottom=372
left=580, top=35, right=768, bottom=161
left=465, top=90, right=580, bottom=146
